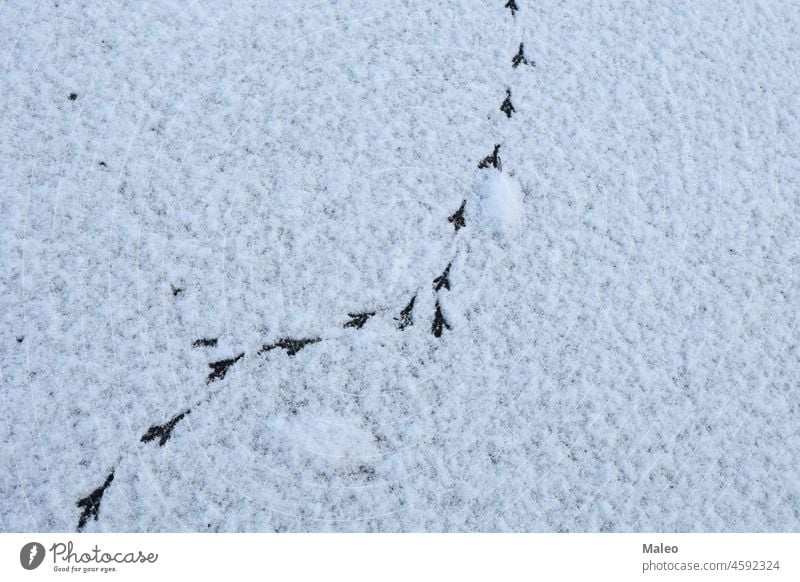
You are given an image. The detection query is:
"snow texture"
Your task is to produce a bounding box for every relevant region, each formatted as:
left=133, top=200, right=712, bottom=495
left=479, top=170, right=524, bottom=237
left=2, top=0, right=800, bottom=533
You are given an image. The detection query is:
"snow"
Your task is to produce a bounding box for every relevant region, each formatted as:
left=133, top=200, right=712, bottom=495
left=1, top=0, right=800, bottom=533
left=478, top=170, right=524, bottom=236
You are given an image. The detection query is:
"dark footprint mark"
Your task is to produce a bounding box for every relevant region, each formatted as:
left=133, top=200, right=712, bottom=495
left=448, top=200, right=466, bottom=231
left=500, top=89, right=515, bottom=118
left=396, top=295, right=416, bottom=330
left=192, top=338, right=218, bottom=348
left=512, top=43, right=533, bottom=68
left=478, top=144, right=502, bottom=170
left=505, top=0, right=519, bottom=17
left=207, top=353, right=245, bottom=383
left=431, top=300, right=451, bottom=338
left=76, top=470, right=114, bottom=531
left=141, top=410, right=191, bottom=447
left=433, top=263, right=452, bottom=292
left=259, top=338, right=320, bottom=357
left=344, top=312, right=376, bottom=330
left=170, top=285, right=183, bottom=297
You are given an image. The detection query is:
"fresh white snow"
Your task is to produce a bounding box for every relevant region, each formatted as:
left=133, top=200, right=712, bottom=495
left=478, top=170, right=524, bottom=236
left=1, top=0, right=800, bottom=533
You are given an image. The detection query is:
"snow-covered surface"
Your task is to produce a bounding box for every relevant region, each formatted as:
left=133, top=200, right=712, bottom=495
left=479, top=171, right=524, bottom=236
left=2, top=0, right=800, bottom=532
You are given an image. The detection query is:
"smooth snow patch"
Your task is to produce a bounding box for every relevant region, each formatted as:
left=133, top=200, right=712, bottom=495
left=479, top=171, right=524, bottom=236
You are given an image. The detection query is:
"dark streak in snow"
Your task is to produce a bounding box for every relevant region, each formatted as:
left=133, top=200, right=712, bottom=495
left=431, top=300, right=451, bottom=338
left=512, top=43, right=532, bottom=68
left=500, top=89, right=515, bottom=118
left=448, top=200, right=467, bottom=231
left=505, top=0, right=519, bottom=17
left=141, top=410, right=191, bottom=447
left=207, top=353, right=245, bottom=383
left=344, top=312, right=376, bottom=330
left=478, top=144, right=501, bottom=170
left=433, top=263, right=452, bottom=292
left=76, top=470, right=114, bottom=531
left=396, top=295, right=416, bottom=330
left=259, top=338, right=321, bottom=357
left=192, top=338, right=218, bottom=348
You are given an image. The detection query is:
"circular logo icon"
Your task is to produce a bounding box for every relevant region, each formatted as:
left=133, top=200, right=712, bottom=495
left=20, top=542, right=45, bottom=570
